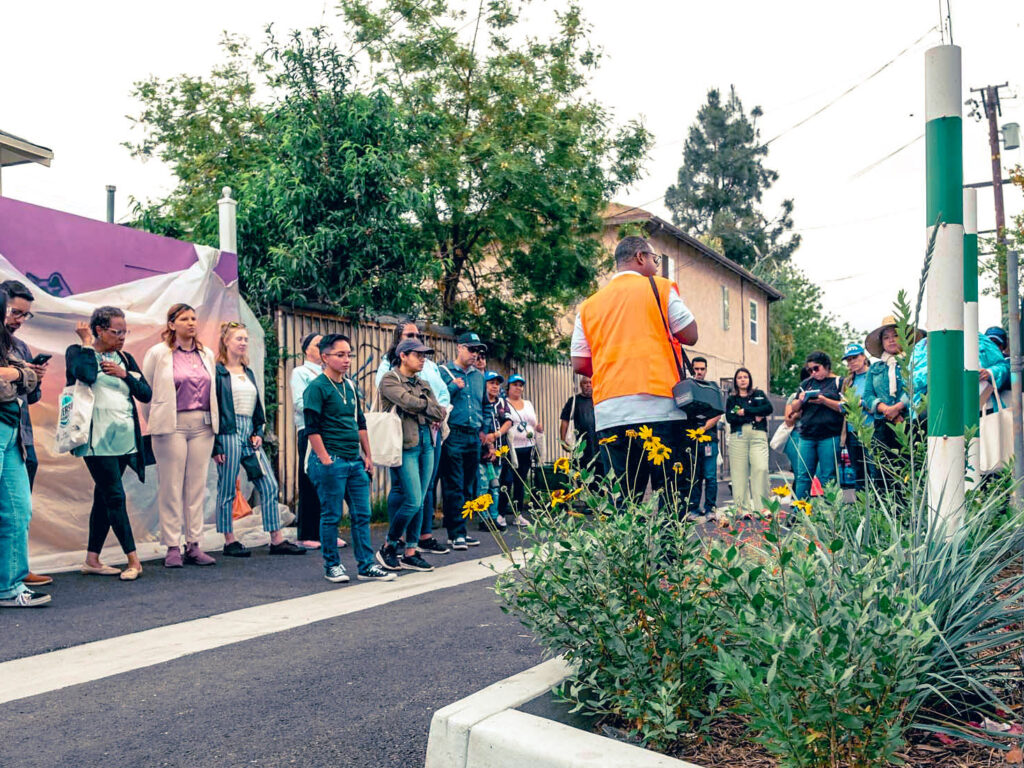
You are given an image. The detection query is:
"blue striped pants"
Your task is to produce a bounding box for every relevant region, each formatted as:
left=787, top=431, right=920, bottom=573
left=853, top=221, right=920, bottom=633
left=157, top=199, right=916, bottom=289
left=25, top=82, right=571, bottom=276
left=215, top=415, right=280, bottom=534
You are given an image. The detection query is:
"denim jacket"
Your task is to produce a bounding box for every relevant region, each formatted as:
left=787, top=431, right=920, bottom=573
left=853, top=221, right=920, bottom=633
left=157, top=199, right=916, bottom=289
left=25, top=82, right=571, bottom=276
left=861, top=360, right=911, bottom=423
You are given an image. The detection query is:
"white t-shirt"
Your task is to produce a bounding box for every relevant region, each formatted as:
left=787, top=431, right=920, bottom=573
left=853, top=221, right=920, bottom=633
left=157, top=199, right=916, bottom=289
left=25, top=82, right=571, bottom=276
left=506, top=400, right=539, bottom=449
left=570, top=271, right=695, bottom=431
left=231, top=372, right=259, bottom=419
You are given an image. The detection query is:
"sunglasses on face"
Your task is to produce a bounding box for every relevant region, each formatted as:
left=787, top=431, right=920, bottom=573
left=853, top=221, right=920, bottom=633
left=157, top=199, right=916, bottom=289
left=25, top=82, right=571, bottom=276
left=403, top=332, right=424, bottom=341
left=808, top=365, right=823, bottom=373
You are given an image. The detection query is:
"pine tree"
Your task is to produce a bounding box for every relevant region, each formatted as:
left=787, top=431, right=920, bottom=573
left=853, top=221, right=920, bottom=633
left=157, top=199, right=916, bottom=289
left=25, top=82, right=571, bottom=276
left=665, top=86, right=799, bottom=268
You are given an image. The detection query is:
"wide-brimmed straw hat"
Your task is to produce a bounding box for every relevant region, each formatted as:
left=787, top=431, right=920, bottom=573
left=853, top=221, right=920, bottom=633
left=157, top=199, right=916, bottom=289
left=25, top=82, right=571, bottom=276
left=865, top=315, right=926, bottom=357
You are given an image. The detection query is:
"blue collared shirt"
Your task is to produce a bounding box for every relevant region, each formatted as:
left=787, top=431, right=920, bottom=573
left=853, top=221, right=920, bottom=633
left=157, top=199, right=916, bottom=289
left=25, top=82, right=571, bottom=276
left=438, top=362, right=484, bottom=429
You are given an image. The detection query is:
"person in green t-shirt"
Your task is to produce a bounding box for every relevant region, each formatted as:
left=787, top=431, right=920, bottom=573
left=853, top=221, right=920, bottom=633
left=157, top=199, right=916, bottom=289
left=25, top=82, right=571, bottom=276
left=304, top=333, right=396, bottom=584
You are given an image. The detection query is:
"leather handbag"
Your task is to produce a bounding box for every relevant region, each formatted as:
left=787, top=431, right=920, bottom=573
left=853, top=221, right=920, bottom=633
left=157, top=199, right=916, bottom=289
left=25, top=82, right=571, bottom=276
left=648, top=277, right=725, bottom=418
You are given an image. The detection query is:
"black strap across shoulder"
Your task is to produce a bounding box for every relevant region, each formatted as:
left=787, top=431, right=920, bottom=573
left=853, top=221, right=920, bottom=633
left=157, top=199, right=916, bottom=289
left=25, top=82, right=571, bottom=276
left=648, top=276, right=693, bottom=380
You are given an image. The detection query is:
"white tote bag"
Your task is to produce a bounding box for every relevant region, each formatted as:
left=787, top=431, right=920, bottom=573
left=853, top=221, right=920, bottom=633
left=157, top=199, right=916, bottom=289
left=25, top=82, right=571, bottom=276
left=979, top=391, right=1014, bottom=473
left=769, top=421, right=793, bottom=452
left=55, top=381, right=95, bottom=454
left=365, top=374, right=404, bottom=468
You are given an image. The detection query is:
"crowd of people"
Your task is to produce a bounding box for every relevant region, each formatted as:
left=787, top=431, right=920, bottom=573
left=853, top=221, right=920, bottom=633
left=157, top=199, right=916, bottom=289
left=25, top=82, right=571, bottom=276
left=0, top=233, right=1014, bottom=606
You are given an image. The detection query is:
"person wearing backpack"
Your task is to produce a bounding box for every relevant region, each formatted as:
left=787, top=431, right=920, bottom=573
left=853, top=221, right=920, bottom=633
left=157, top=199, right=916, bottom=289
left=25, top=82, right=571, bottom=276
left=790, top=351, right=846, bottom=500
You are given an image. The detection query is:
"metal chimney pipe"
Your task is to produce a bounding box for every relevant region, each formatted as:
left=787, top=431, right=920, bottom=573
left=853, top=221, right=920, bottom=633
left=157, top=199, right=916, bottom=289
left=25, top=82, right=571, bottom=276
left=105, top=185, right=116, bottom=223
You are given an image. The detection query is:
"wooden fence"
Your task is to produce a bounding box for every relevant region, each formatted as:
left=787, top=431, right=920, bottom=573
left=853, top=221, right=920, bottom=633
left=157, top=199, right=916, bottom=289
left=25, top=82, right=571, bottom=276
left=273, top=306, right=575, bottom=506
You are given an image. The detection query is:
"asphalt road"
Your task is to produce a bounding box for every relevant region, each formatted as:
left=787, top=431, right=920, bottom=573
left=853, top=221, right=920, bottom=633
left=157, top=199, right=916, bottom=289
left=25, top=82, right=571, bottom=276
left=0, top=526, right=545, bottom=768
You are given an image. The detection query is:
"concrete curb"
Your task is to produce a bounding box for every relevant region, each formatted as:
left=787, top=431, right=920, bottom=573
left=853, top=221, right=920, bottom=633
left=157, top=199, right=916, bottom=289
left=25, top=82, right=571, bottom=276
left=425, top=658, right=703, bottom=768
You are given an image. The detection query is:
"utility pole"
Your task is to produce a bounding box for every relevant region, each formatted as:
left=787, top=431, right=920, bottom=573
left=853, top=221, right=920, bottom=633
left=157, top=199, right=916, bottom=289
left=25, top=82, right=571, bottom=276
left=964, top=188, right=980, bottom=490
left=968, top=83, right=1011, bottom=316
left=926, top=45, right=966, bottom=535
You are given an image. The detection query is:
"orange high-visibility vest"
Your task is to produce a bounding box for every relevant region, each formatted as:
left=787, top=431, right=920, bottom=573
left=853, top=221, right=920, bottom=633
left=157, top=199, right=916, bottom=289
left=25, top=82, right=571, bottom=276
left=578, top=273, right=684, bottom=405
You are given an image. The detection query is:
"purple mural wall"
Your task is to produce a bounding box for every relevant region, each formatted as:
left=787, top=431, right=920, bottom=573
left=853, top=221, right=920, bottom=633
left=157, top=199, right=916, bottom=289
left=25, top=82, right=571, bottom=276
left=0, top=197, right=237, bottom=294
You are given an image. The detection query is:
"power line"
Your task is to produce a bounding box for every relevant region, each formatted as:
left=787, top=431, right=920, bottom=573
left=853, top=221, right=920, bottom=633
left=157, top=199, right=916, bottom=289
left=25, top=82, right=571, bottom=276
left=345, top=0, right=434, bottom=62
left=761, top=26, right=938, bottom=147
left=847, top=134, right=924, bottom=180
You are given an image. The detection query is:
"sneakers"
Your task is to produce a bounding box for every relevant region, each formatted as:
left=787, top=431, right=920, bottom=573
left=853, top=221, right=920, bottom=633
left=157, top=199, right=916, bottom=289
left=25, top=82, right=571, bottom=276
left=324, top=564, right=350, bottom=583
left=451, top=537, right=468, bottom=551
left=164, top=546, right=183, bottom=568
left=269, top=540, right=307, bottom=556
left=222, top=541, right=251, bottom=558
left=400, top=553, right=435, bottom=572
left=184, top=542, right=216, bottom=566
left=375, top=543, right=402, bottom=571
left=495, top=514, right=507, bottom=528
left=0, top=590, right=51, bottom=608
left=512, top=515, right=530, bottom=527
left=357, top=564, right=397, bottom=582
left=464, top=535, right=480, bottom=547
left=418, top=537, right=450, bottom=555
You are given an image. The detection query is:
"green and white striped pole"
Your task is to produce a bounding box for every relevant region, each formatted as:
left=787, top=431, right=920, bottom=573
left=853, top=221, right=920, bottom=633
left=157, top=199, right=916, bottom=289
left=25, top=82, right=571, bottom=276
left=925, top=45, right=965, bottom=533
left=964, top=188, right=980, bottom=489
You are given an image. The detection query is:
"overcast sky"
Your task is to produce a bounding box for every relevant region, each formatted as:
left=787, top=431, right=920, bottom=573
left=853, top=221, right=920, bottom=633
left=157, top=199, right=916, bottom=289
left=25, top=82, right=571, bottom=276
left=3, top=0, right=1022, bottom=336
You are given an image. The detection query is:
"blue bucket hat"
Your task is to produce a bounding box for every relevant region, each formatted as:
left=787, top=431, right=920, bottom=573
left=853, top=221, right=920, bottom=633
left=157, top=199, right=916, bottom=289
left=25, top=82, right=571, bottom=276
left=842, top=342, right=866, bottom=360
left=507, top=374, right=526, bottom=385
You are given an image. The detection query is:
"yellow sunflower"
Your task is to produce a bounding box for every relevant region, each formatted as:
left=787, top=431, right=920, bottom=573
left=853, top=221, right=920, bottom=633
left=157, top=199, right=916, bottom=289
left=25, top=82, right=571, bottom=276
left=638, top=425, right=654, bottom=441
left=599, top=435, right=618, bottom=445
left=771, top=486, right=791, bottom=497
left=625, top=429, right=639, bottom=439
left=647, top=442, right=672, bottom=466
left=672, top=461, right=684, bottom=475
left=792, top=499, right=813, bottom=515
left=553, top=457, right=571, bottom=474
left=495, top=445, right=510, bottom=457
left=685, top=427, right=704, bottom=441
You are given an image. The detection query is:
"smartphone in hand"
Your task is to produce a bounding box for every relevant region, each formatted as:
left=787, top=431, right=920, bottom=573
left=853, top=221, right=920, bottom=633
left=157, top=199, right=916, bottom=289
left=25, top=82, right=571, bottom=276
left=30, top=353, right=52, bottom=366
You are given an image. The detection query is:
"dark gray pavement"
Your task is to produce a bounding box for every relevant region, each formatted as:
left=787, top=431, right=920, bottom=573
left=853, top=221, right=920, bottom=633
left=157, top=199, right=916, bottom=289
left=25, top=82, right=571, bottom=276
left=0, top=577, right=543, bottom=768
left=2, top=523, right=527, bottom=664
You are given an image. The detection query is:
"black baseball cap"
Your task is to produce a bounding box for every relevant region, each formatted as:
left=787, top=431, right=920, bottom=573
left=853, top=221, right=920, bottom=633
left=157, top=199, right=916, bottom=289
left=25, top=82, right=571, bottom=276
left=396, top=338, right=434, bottom=356
left=456, top=332, right=487, bottom=352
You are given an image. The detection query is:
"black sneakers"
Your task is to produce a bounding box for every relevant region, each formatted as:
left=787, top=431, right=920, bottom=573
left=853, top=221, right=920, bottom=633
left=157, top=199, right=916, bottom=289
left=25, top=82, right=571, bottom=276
left=222, top=541, right=251, bottom=558
left=358, top=564, right=397, bottom=581
left=375, top=543, right=402, bottom=571
left=269, top=540, right=307, bottom=555
left=400, top=553, right=435, bottom=572
left=419, top=537, right=450, bottom=555
left=464, top=535, right=481, bottom=547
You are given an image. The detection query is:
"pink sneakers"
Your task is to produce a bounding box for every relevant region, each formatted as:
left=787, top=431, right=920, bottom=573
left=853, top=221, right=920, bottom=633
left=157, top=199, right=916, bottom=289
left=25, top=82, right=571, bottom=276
left=164, top=546, right=183, bottom=568
left=183, top=542, right=216, bottom=566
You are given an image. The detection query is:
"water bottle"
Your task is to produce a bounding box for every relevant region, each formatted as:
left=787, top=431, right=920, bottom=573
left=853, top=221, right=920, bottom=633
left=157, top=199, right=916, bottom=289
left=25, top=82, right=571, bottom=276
left=840, top=448, right=856, bottom=487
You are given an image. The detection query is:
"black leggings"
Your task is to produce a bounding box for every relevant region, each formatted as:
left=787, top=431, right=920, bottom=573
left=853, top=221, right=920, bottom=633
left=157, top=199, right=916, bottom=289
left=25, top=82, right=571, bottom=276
left=499, top=447, right=534, bottom=518
left=85, top=455, right=137, bottom=555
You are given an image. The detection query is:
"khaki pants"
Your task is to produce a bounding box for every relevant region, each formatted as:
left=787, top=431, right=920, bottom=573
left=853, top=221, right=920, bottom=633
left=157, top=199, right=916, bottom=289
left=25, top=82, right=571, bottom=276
left=728, top=424, right=769, bottom=512
left=152, top=410, right=216, bottom=547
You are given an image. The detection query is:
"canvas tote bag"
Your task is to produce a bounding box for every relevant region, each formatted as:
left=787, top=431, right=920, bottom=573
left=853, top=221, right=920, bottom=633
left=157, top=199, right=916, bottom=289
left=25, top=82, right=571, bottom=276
left=979, top=389, right=1014, bottom=473
left=55, top=380, right=95, bottom=454
left=364, top=373, right=405, bottom=468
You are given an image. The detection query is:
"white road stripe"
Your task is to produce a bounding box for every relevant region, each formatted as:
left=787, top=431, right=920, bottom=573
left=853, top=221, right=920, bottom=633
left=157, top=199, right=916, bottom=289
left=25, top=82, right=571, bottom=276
left=0, top=552, right=517, bottom=706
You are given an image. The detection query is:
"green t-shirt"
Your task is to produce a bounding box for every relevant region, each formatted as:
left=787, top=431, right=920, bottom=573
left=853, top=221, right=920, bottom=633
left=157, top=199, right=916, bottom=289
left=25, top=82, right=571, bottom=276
left=302, top=374, right=366, bottom=460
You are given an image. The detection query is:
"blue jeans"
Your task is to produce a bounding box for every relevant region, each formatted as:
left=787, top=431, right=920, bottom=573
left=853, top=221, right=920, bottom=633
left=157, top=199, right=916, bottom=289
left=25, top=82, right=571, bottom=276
left=687, top=440, right=718, bottom=513
left=388, top=427, right=434, bottom=549
left=783, top=431, right=803, bottom=478
left=0, top=422, right=32, bottom=598
left=389, top=429, right=444, bottom=540
left=477, top=463, right=500, bottom=520
left=309, top=454, right=373, bottom=572
left=795, top=435, right=840, bottom=500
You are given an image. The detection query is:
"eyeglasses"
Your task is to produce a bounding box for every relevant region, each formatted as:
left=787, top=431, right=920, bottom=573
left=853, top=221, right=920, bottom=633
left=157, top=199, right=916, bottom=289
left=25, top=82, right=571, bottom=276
left=7, top=309, right=33, bottom=320
left=102, top=328, right=130, bottom=338
left=403, top=332, right=424, bottom=341
left=808, top=365, right=823, bottom=373
left=641, top=251, right=662, bottom=267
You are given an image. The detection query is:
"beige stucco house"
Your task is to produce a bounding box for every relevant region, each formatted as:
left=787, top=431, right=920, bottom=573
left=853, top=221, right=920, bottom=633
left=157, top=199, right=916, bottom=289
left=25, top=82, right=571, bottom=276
left=587, top=203, right=783, bottom=392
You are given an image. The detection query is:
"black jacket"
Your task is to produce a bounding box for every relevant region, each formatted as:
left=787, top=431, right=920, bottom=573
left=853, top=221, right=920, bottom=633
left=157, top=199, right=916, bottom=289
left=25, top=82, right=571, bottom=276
left=65, top=345, right=153, bottom=481
left=214, top=363, right=266, bottom=454
left=725, top=389, right=773, bottom=433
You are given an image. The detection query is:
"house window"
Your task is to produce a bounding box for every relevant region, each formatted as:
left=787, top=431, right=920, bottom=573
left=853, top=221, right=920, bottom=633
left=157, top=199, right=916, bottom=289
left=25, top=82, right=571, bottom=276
left=721, top=286, right=730, bottom=330
left=749, top=300, right=758, bottom=343
left=661, top=254, right=674, bottom=281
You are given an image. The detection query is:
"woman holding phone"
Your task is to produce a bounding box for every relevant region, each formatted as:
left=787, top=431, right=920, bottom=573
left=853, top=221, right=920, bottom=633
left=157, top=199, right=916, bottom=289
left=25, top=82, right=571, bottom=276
left=66, top=307, right=151, bottom=581
left=789, top=351, right=845, bottom=500
left=141, top=303, right=219, bottom=568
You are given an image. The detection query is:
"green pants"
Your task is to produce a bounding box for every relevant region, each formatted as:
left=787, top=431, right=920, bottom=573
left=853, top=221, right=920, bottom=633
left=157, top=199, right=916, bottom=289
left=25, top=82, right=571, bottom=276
left=728, top=424, right=769, bottom=512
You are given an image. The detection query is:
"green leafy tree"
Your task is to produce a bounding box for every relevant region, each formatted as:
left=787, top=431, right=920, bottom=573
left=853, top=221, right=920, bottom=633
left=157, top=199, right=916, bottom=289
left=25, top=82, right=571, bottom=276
left=124, top=28, right=428, bottom=320
left=757, top=261, right=857, bottom=393
left=338, top=0, right=652, bottom=361
left=665, top=86, right=799, bottom=269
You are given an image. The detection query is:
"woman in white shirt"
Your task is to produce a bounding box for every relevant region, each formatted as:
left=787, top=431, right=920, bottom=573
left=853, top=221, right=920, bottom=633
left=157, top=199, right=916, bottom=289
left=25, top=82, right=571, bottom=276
left=212, top=323, right=304, bottom=557
left=499, top=374, right=543, bottom=526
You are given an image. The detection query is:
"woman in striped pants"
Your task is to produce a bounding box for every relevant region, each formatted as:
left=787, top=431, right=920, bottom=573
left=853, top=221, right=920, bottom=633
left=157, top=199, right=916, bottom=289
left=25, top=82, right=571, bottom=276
left=213, top=322, right=305, bottom=557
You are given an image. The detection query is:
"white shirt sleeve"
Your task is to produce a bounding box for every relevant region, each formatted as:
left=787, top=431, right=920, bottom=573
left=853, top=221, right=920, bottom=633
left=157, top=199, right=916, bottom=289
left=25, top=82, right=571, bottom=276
left=570, top=313, right=591, bottom=357
left=667, top=287, right=695, bottom=335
